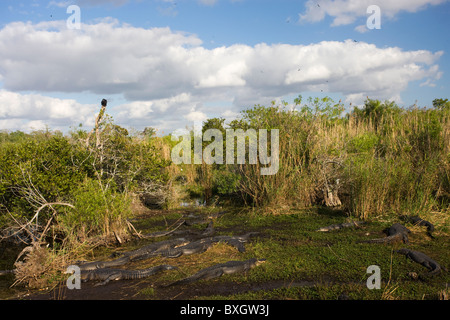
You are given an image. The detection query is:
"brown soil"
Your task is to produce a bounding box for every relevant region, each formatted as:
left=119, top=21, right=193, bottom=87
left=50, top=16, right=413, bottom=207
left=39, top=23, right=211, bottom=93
left=20, top=277, right=318, bottom=300
left=14, top=208, right=275, bottom=300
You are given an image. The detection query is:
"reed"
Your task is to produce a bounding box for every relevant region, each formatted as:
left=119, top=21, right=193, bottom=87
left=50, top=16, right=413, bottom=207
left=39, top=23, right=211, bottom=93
left=176, top=96, right=450, bottom=219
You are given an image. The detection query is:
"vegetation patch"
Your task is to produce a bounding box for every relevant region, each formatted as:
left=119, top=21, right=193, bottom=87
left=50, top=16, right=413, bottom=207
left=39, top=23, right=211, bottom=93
left=0, top=96, right=449, bottom=300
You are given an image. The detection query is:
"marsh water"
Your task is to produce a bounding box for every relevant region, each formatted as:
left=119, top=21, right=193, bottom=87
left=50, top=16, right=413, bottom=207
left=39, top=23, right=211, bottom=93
left=0, top=242, right=24, bottom=299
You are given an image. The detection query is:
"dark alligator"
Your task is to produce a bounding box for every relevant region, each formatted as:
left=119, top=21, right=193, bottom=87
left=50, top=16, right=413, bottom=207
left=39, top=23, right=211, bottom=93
left=157, top=238, right=215, bottom=258
left=76, top=255, right=131, bottom=271
left=75, top=230, right=252, bottom=270
left=400, top=215, right=435, bottom=238
left=80, top=264, right=177, bottom=286
left=362, top=223, right=411, bottom=244
left=396, top=248, right=447, bottom=277
left=157, top=232, right=259, bottom=258
left=166, top=258, right=266, bottom=286
left=205, top=232, right=259, bottom=253
left=76, top=238, right=189, bottom=271
left=316, top=221, right=366, bottom=232
left=124, top=238, right=190, bottom=261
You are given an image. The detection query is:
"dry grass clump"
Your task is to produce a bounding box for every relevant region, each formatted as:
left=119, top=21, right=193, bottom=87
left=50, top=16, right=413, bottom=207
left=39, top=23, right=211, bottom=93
left=12, top=243, right=60, bottom=289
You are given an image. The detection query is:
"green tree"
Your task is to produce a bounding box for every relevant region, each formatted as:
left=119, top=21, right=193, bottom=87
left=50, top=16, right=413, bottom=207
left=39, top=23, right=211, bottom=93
left=432, top=98, right=450, bottom=110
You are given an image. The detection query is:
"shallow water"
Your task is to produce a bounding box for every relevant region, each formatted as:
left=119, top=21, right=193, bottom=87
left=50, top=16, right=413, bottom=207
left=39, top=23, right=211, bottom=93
left=0, top=243, right=23, bottom=299
left=180, top=198, right=205, bottom=207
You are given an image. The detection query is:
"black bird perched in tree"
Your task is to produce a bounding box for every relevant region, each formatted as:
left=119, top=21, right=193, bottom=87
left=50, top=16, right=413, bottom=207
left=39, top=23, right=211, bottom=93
left=101, top=99, right=107, bottom=107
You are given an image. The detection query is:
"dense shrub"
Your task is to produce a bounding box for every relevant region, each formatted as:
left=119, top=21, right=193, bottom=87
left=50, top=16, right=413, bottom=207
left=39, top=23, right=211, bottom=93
left=0, top=117, right=171, bottom=237
left=0, top=132, right=94, bottom=223
left=58, top=178, right=132, bottom=239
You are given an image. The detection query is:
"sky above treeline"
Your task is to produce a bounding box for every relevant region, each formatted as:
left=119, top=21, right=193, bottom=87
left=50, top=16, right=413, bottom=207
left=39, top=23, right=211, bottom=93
left=0, top=0, right=449, bottom=134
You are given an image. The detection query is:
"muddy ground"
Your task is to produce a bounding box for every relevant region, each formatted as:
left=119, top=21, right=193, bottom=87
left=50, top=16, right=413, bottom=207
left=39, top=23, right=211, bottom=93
left=15, top=212, right=307, bottom=300
left=22, top=277, right=319, bottom=300
left=6, top=208, right=279, bottom=300
left=3, top=207, right=450, bottom=301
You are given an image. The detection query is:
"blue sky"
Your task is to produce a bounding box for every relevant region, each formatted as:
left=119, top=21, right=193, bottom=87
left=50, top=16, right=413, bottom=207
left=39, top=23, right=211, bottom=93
left=0, top=0, right=449, bottom=133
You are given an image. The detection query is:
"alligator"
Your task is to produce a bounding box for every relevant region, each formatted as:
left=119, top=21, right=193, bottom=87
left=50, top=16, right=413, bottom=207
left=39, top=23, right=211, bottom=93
left=316, top=221, right=366, bottom=232
left=219, top=237, right=246, bottom=253
left=124, top=238, right=190, bottom=261
left=166, top=258, right=266, bottom=286
left=395, top=248, right=447, bottom=277
left=208, top=232, right=259, bottom=252
left=157, top=238, right=215, bottom=258
left=80, top=264, right=177, bottom=286
left=157, top=232, right=259, bottom=257
left=400, top=215, right=435, bottom=238
left=76, top=255, right=132, bottom=271
left=76, top=238, right=189, bottom=271
left=361, top=223, right=411, bottom=244
left=211, top=232, right=259, bottom=242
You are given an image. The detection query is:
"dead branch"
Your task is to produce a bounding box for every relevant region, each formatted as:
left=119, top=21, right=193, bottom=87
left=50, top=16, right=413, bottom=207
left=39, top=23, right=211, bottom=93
left=36, top=202, right=75, bottom=243
left=128, top=218, right=186, bottom=239
left=126, top=220, right=143, bottom=239
left=85, top=99, right=107, bottom=149
left=0, top=200, right=74, bottom=245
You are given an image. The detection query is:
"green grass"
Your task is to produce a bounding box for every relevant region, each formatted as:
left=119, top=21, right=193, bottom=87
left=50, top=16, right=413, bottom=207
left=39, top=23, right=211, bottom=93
left=141, top=207, right=449, bottom=300
left=76, top=206, right=449, bottom=300
left=15, top=206, right=443, bottom=300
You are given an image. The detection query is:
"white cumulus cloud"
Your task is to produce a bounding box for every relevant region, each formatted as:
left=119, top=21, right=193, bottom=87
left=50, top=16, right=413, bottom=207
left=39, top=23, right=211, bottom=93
left=0, top=20, right=444, bottom=133
left=0, top=90, right=96, bottom=131
left=299, top=0, right=449, bottom=26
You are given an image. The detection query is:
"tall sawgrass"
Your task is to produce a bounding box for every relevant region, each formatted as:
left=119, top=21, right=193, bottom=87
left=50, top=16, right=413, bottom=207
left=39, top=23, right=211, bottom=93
left=174, top=96, right=450, bottom=219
